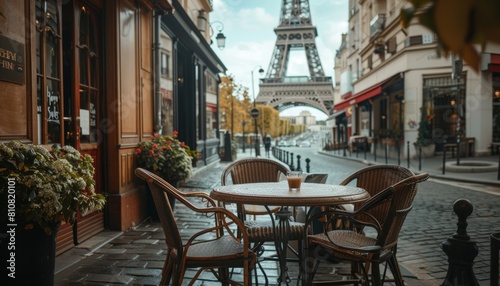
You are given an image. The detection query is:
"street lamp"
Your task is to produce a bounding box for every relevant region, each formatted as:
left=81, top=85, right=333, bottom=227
left=242, top=120, right=246, bottom=153
left=209, top=21, right=226, bottom=50
left=251, top=65, right=265, bottom=157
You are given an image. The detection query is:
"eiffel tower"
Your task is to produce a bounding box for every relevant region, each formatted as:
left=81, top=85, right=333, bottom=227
left=255, top=0, right=334, bottom=115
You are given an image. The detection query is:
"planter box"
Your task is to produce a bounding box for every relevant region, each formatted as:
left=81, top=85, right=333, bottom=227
left=414, top=144, right=436, bottom=158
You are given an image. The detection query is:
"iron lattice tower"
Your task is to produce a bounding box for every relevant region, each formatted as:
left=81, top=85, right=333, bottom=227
left=255, top=0, right=334, bottom=115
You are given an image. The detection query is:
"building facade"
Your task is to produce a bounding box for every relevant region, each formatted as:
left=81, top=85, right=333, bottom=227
left=0, top=0, right=224, bottom=254
left=330, top=0, right=500, bottom=158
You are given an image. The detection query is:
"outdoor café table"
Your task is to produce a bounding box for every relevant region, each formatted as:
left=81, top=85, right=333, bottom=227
left=211, top=181, right=369, bottom=285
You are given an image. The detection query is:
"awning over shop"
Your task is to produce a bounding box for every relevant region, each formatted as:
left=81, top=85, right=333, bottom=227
left=333, top=74, right=403, bottom=111
left=334, top=81, right=386, bottom=110
left=487, top=54, right=500, bottom=72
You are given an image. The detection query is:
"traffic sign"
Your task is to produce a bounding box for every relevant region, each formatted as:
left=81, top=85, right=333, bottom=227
left=250, top=108, right=260, bottom=118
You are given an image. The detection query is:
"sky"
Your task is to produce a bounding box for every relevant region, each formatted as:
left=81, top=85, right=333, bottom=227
left=209, top=0, right=348, bottom=121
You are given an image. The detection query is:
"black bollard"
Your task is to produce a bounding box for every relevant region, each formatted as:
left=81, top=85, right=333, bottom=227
left=296, top=155, right=302, bottom=172
left=442, top=199, right=479, bottom=286
left=407, top=141, right=410, bottom=169
left=419, top=145, right=422, bottom=171
left=222, top=131, right=233, bottom=162
left=497, top=150, right=500, bottom=180
left=364, top=138, right=367, bottom=160
left=442, top=147, right=446, bottom=175
left=290, top=152, right=295, bottom=171
left=384, top=143, right=388, bottom=164
left=397, top=142, right=401, bottom=166
left=305, top=158, right=311, bottom=173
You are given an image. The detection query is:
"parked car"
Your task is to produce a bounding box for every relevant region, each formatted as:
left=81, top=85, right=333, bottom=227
left=299, top=141, right=311, bottom=147
left=278, top=140, right=288, bottom=147
left=288, top=140, right=297, bottom=147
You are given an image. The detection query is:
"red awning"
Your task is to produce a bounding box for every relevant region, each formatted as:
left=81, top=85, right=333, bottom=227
left=489, top=64, right=500, bottom=73
left=206, top=103, right=217, bottom=113
left=488, top=54, right=500, bottom=72
left=334, top=82, right=385, bottom=110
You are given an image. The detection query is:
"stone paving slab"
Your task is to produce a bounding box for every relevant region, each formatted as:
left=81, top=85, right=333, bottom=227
left=54, top=149, right=500, bottom=285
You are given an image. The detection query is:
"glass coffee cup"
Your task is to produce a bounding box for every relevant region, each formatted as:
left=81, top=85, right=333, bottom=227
left=287, top=171, right=302, bottom=191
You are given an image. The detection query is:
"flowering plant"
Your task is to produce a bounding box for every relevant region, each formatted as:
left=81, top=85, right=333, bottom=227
left=135, top=131, right=193, bottom=183
left=0, top=141, right=106, bottom=234
left=183, top=144, right=200, bottom=164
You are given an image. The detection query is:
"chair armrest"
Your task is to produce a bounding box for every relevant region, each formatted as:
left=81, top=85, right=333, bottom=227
left=180, top=191, right=217, bottom=207
left=305, top=187, right=395, bottom=233
left=184, top=205, right=251, bottom=250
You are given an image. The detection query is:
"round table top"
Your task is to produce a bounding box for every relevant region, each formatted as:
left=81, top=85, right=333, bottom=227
left=211, top=181, right=369, bottom=206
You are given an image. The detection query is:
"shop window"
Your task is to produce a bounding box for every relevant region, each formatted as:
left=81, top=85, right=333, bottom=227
left=77, top=6, right=100, bottom=144
left=423, top=75, right=466, bottom=146
left=36, top=0, right=62, bottom=144
left=161, top=52, right=169, bottom=77
left=493, top=73, right=500, bottom=142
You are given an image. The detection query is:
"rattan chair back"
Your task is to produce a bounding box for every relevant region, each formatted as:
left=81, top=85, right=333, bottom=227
left=340, top=165, right=414, bottom=227
left=135, top=168, right=255, bottom=286
left=305, top=172, right=429, bottom=285
left=221, top=157, right=290, bottom=185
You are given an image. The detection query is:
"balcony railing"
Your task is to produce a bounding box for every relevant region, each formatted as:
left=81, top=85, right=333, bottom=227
left=370, top=14, right=386, bottom=38
left=261, top=76, right=333, bottom=84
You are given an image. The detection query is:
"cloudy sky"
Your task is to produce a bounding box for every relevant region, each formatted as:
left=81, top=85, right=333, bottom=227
left=209, top=0, right=348, bottom=120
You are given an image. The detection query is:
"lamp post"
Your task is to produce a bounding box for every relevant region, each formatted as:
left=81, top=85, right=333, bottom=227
left=242, top=120, right=246, bottom=153
left=209, top=21, right=226, bottom=50
left=230, top=93, right=234, bottom=139
left=251, top=66, right=264, bottom=157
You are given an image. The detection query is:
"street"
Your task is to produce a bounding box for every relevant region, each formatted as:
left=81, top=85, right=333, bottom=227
left=276, top=142, right=500, bottom=284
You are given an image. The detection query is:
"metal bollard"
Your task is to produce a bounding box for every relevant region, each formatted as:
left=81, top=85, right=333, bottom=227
left=290, top=152, right=295, bottom=171
left=407, top=141, right=410, bottom=169
left=491, top=233, right=500, bottom=286
left=442, top=199, right=479, bottom=286
left=296, top=155, right=302, bottom=172
left=305, top=158, right=311, bottom=173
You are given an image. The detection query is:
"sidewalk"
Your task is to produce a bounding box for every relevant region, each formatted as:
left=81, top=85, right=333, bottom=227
left=53, top=148, right=499, bottom=285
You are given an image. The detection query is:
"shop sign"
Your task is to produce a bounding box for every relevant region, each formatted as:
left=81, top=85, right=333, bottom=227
left=0, top=35, right=25, bottom=85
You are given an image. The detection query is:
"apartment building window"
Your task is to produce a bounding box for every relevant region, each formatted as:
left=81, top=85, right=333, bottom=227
left=161, top=52, right=169, bottom=77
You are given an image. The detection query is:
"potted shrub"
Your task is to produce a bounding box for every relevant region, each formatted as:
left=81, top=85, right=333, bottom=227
left=0, top=141, right=106, bottom=285
left=414, top=107, right=436, bottom=157
left=135, top=131, right=193, bottom=214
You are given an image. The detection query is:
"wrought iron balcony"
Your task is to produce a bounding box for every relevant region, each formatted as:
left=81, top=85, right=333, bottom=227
left=370, top=14, right=386, bottom=39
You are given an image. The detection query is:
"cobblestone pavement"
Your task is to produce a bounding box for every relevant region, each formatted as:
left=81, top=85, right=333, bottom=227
left=54, top=149, right=500, bottom=285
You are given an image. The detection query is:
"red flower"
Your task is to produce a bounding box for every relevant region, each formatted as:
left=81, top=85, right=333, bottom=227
left=181, top=142, right=185, bottom=148
left=155, top=133, right=160, bottom=137
left=149, top=150, right=154, bottom=155
left=162, top=146, right=166, bottom=150
left=152, top=144, right=158, bottom=149
left=173, top=130, right=178, bottom=137
left=136, top=148, right=142, bottom=154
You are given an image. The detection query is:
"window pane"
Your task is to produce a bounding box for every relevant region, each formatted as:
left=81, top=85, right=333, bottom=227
left=79, top=48, right=88, bottom=85
left=47, top=79, right=61, bottom=143
left=79, top=89, right=89, bottom=143
left=89, top=91, right=98, bottom=143
left=46, top=33, right=59, bottom=78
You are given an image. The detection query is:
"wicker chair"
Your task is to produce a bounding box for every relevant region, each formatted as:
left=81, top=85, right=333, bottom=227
left=339, top=165, right=415, bottom=228
left=135, top=168, right=256, bottom=286
left=221, top=158, right=312, bottom=283
left=303, top=172, right=429, bottom=286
